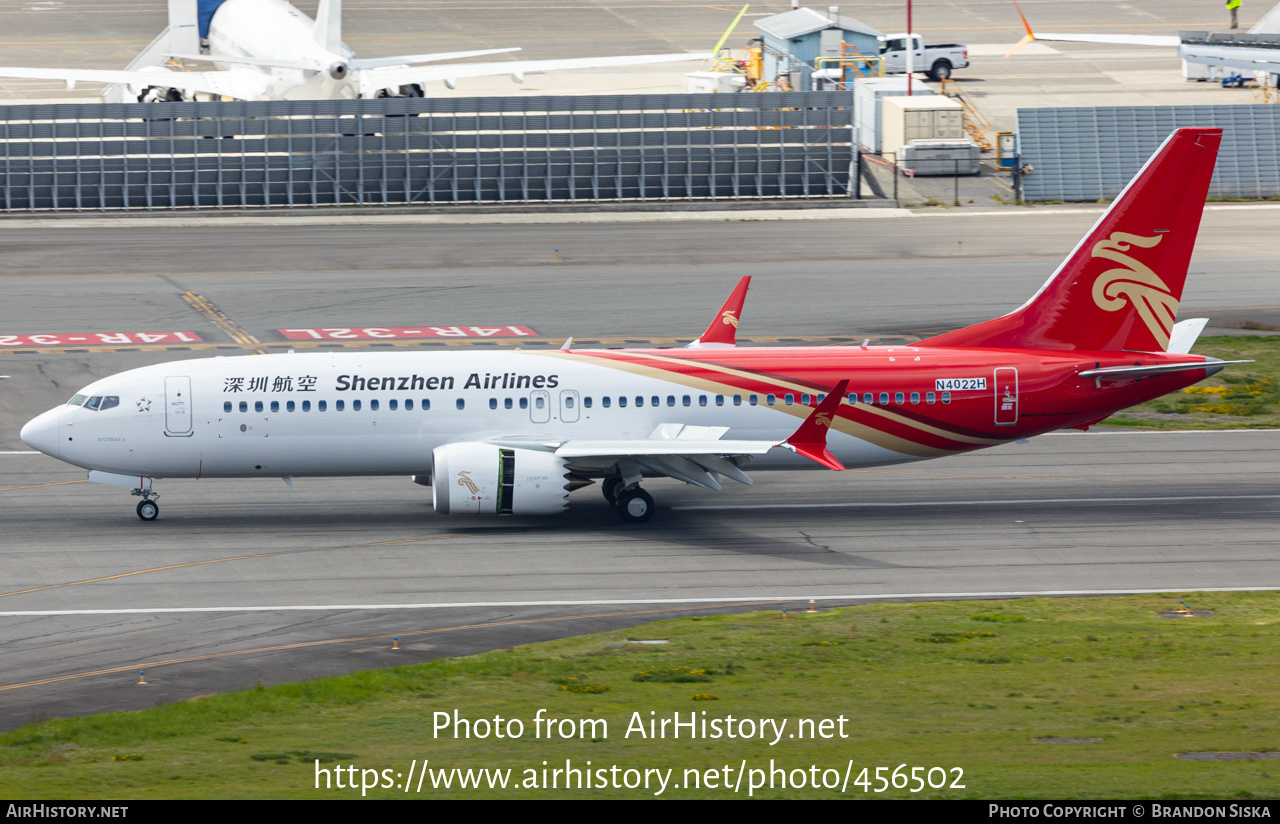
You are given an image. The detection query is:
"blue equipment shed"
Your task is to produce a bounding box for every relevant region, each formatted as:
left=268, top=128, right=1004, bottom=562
left=754, top=7, right=883, bottom=91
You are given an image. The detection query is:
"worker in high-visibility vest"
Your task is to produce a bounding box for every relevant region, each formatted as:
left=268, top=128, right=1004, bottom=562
left=1228, top=0, right=1241, bottom=29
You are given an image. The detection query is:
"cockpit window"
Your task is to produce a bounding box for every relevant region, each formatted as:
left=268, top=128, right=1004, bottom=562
left=73, top=395, right=119, bottom=412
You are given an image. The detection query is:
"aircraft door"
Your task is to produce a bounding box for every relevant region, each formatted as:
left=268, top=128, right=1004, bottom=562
left=994, top=367, right=1018, bottom=426
left=164, top=376, right=194, bottom=436
left=529, top=390, right=550, bottom=424
left=559, top=390, right=580, bottom=423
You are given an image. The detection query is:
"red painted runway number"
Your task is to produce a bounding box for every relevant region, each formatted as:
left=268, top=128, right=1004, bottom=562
left=0, top=331, right=204, bottom=347
left=279, top=326, right=537, bottom=341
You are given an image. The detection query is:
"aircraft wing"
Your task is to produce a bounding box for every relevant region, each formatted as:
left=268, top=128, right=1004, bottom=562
left=1005, top=1, right=1179, bottom=57
left=357, top=52, right=710, bottom=95
left=484, top=425, right=773, bottom=490
left=487, top=384, right=852, bottom=490
left=0, top=65, right=272, bottom=100
left=1029, top=33, right=1180, bottom=47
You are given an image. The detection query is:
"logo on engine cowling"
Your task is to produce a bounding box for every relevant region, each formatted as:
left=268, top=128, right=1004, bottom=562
left=1090, top=232, right=1179, bottom=349
left=457, top=471, right=479, bottom=494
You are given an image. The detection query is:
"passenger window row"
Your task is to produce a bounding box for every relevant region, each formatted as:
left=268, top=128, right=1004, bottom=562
left=221, top=389, right=953, bottom=415
left=223, top=398, right=436, bottom=413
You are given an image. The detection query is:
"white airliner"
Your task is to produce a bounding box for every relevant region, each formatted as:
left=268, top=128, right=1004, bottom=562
left=17, top=129, right=1249, bottom=524
left=0, top=0, right=708, bottom=102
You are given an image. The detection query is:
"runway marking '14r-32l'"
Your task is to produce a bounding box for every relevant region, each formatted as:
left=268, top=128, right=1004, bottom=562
left=279, top=326, right=538, bottom=341
left=0, top=332, right=203, bottom=347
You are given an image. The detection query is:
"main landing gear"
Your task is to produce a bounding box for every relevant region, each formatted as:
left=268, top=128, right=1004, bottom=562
left=132, top=487, right=160, bottom=521
left=602, top=477, right=655, bottom=523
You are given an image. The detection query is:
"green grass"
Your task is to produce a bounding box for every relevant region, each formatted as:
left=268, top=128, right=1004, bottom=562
left=3, top=592, right=1280, bottom=799
left=1107, top=335, right=1280, bottom=430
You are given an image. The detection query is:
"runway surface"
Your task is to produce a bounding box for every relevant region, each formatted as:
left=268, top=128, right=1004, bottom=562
left=2, top=430, right=1278, bottom=730
left=0, top=208, right=1278, bottom=729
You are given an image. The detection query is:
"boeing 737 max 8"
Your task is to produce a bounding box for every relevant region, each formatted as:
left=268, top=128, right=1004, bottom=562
left=20, top=128, right=1246, bottom=522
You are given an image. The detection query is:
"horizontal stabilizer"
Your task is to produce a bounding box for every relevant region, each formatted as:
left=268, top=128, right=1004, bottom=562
left=349, top=48, right=521, bottom=70
left=166, top=53, right=319, bottom=70
left=1078, top=359, right=1251, bottom=381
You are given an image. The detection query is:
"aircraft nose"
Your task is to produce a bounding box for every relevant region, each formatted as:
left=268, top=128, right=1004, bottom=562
left=19, top=408, right=61, bottom=458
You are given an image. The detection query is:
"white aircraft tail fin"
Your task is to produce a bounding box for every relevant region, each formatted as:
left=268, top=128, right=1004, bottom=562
left=315, top=0, right=343, bottom=52
left=168, top=0, right=200, bottom=54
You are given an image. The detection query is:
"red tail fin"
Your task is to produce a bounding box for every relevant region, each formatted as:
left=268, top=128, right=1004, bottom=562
left=920, top=128, right=1222, bottom=352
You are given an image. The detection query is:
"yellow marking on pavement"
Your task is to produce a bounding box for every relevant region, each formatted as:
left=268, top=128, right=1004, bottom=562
left=0, top=535, right=477, bottom=600
left=0, top=480, right=87, bottom=493
left=181, top=291, right=260, bottom=346
left=0, top=601, right=787, bottom=693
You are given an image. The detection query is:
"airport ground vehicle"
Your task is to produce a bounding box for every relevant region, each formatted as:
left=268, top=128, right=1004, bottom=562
left=20, top=129, right=1241, bottom=523
left=879, top=34, right=969, bottom=80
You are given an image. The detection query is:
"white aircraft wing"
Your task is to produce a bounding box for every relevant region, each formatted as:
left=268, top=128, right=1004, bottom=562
left=1029, top=33, right=1180, bottom=47
left=357, top=52, right=711, bottom=95
left=0, top=65, right=272, bottom=100
left=484, top=424, right=775, bottom=490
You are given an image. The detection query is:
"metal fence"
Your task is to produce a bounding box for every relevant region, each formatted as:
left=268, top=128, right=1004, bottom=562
left=1017, top=104, right=1280, bottom=202
left=0, top=93, right=857, bottom=212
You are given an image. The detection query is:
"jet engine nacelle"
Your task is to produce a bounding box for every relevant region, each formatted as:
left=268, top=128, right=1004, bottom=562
left=328, top=61, right=350, bottom=80
left=431, top=442, right=570, bottom=516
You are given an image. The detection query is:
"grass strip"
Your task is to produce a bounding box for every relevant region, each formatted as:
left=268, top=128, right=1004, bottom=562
left=1108, top=335, right=1280, bottom=430
left=2, top=592, right=1279, bottom=799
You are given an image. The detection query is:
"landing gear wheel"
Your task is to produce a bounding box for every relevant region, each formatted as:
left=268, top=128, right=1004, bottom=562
left=136, top=500, right=159, bottom=521
left=602, top=477, right=625, bottom=506
left=615, top=487, right=655, bottom=523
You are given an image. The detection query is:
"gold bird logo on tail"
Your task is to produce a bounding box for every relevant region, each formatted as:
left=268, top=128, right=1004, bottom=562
left=721, top=311, right=739, bottom=328
left=1090, top=232, right=1178, bottom=349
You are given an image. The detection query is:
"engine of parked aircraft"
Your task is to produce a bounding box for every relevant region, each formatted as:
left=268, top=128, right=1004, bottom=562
left=431, top=442, right=572, bottom=516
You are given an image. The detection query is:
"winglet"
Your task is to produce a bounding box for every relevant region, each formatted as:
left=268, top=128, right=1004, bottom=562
left=1005, top=1, right=1038, bottom=58
left=688, top=276, right=751, bottom=348
left=560, top=337, right=574, bottom=352
left=781, top=379, right=849, bottom=471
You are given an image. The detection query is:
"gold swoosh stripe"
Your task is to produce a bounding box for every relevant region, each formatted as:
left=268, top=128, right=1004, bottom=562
left=561, top=350, right=1002, bottom=448
left=531, top=350, right=989, bottom=458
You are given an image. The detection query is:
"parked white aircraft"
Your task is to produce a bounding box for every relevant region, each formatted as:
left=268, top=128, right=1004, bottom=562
left=17, top=129, right=1249, bottom=523
left=0, top=0, right=708, bottom=102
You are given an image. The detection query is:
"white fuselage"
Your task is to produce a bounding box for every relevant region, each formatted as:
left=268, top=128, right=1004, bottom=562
left=207, top=0, right=357, bottom=100
left=20, top=351, right=911, bottom=481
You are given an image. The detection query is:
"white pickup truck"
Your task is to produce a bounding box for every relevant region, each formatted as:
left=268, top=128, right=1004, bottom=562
left=878, top=33, right=969, bottom=80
